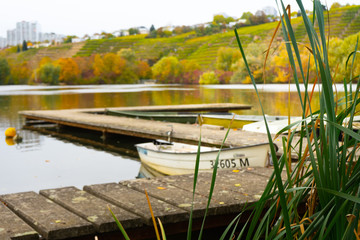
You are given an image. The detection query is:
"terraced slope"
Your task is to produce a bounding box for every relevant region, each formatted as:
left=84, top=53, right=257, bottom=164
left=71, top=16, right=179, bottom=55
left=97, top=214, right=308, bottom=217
left=13, top=4, right=360, bottom=70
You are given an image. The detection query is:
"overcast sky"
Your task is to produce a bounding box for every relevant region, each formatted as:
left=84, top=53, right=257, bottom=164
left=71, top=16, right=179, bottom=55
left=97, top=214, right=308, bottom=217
left=1, top=0, right=359, bottom=38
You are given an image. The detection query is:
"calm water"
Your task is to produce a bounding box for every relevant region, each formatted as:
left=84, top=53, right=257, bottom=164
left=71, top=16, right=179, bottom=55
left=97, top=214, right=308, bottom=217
left=0, top=84, right=351, bottom=194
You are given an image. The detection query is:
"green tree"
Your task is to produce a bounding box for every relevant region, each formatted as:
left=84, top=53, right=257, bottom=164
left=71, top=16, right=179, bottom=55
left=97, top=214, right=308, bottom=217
left=330, top=2, right=341, bottom=9
left=0, top=57, right=10, bottom=84
left=150, top=25, right=155, bottom=32
left=148, top=25, right=157, bottom=38
left=199, top=71, right=219, bottom=84
left=22, top=40, right=28, bottom=51
left=63, top=35, right=77, bottom=43
left=117, top=48, right=136, bottom=62
left=216, top=47, right=241, bottom=71
left=129, top=28, right=140, bottom=35
left=37, top=63, right=60, bottom=85
left=213, top=14, right=227, bottom=25
left=241, top=12, right=253, bottom=25
left=151, top=56, right=181, bottom=83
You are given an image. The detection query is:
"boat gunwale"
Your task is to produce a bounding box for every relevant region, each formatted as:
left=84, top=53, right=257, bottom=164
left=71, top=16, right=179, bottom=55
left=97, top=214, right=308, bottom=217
left=135, top=142, right=270, bottom=155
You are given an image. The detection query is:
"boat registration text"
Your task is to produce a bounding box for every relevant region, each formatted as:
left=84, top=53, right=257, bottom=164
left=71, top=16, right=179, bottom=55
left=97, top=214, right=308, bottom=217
left=210, top=158, right=249, bottom=169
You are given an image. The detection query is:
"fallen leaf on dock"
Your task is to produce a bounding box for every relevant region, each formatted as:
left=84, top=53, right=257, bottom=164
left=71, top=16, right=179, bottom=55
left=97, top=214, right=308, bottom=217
left=157, top=187, right=166, bottom=190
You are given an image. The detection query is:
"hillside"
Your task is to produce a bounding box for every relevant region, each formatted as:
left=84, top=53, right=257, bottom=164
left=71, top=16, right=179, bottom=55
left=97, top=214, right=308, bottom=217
left=3, top=4, right=360, bottom=71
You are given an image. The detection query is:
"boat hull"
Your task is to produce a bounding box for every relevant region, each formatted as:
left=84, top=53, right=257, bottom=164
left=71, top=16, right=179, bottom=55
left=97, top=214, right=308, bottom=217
left=201, top=114, right=289, bottom=129
left=135, top=142, right=270, bottom=175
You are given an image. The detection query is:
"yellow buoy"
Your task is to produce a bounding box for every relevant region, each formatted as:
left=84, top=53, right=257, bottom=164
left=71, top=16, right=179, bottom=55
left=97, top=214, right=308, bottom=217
left=5, top=127, right=16, bottom=138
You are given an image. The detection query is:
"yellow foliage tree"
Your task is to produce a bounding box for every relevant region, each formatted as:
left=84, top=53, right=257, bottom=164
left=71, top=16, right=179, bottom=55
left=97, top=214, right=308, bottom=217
left=92, top=53, right=126, bottom=83
left=152, top=56, right=181, bottom=83
left=10, top=61, right=31, bottom=84
left=57, top=58, right=80, bottom=84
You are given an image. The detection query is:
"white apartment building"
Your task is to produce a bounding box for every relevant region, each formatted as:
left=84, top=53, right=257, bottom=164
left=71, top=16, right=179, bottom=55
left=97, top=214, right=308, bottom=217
left=6, top=21, right=41, bottom=46
left=0, top=37, right=6, bottom=48
left=2, top=21, right=63, bottom=47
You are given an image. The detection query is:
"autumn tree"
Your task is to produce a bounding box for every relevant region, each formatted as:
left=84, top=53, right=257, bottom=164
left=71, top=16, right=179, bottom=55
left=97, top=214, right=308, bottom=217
left=179, top=60, right=202, bottom=84
left=92, top=53, right=132, bottom=83
left=9, top=61, right=31, bottom=84
left=231, top=42, right=267, bottom=83
left=37, top=63, right=60, bottom=85
left=57, top=58, right=80, bottom=84
left=152, top=56, right=181, bottom=83
left=74, top=56, right=95, bottom=82
left=216, top=47, right=241, bottom=71
left=199, top=71, right=219, bottom=84
left=39, top=56, right=53, bottom=67
left=136, top=60, right=152, bottom=79
left=0, top=57, right=10, bottom=84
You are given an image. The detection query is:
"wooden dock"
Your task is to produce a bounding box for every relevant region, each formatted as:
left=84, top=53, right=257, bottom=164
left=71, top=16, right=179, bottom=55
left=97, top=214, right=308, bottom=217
left=0, top=167, right=278, bottom=240
left=19, top=104, right=270, bottom=148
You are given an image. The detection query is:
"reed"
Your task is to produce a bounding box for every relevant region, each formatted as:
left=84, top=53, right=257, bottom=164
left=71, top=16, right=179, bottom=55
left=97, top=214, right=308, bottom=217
left=230, top=0, right=360, bottom=239
left=110, top=0, right=360, bottom=239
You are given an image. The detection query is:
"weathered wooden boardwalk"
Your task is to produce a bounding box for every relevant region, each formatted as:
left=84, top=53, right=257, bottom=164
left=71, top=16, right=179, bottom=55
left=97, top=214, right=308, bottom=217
left=19, top=104, right=270, bottom=148
left=0, top=167, right=277, bottom=240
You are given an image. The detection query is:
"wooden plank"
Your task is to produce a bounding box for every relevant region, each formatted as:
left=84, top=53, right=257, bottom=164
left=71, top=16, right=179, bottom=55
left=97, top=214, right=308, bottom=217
left=119, top=178, right=220, bottom=218
left=83, top=183, right=189, bottom=225
left=19, top=109, right=269, bottom=148
left=153, top=169, right=270, bottom=215
left=39, top=187, right=143, bottom=233
left=0, top=192, right=95, bottom=240
left=0, top=202, right=38, bottom=240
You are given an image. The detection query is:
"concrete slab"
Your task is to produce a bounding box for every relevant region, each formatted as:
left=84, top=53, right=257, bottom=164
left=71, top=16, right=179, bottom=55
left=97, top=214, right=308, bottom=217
left=0, top=202, right=38, bottom=240
left=0, top=192, right=95, bottom=240
left=84, top=183, right=189, bottom=225
left=40, top=187, right=143, bottom=233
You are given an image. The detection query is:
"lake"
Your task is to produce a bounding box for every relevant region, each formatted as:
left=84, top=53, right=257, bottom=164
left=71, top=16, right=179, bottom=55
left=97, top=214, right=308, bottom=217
left=0, top=84, right=351, bottom=194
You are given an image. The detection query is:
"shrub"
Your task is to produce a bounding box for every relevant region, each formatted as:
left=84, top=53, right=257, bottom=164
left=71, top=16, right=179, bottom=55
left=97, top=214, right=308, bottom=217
left=198, top=71, right=219, bottom=84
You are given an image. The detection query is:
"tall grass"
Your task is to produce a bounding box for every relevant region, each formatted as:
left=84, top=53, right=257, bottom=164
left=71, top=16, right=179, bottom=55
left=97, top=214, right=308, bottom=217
left=231, top=0, right=360, bottom=239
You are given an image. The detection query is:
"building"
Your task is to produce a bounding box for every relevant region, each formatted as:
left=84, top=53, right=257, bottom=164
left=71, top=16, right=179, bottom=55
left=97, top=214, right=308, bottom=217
left=6, top=29, right=17, bottom=46
left=2, top=21, right=64, bottom=47
left=0, top=37, right=6, bottom=48
left=137, top=26, right=149, bottom=35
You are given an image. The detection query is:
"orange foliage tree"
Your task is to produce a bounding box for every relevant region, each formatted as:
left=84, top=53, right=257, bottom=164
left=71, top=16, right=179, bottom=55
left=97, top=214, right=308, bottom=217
left=136, top=60, right=152, bottom=80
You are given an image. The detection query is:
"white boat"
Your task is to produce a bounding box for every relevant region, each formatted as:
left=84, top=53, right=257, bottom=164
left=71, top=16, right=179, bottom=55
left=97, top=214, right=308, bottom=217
left=135, top=140, right=271, bottom=175
left=242, top=117, right=302, bottom=134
